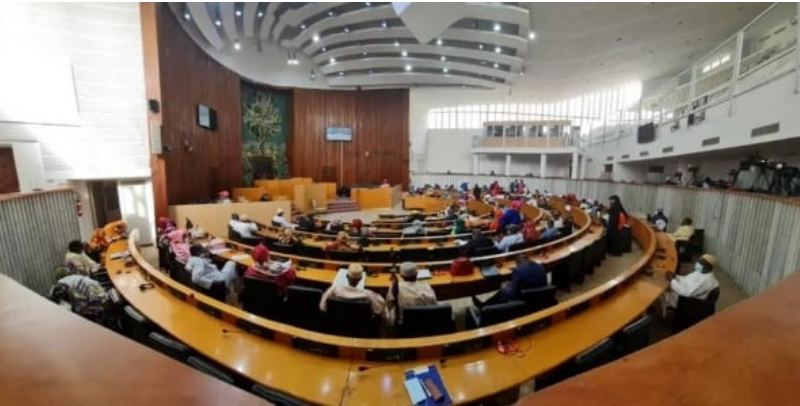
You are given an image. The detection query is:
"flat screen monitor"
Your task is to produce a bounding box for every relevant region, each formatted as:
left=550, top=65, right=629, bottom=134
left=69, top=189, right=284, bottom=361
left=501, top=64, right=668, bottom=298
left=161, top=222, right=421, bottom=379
left=326, top=127, right=352, bottom=141
left=197, top=104, right=217, bottom=130
left=637, top=122, right=655, bottom=143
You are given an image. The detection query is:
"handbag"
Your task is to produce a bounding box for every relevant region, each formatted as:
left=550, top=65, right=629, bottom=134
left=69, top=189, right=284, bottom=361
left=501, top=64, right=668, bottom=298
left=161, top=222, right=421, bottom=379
left=450, top=257, right=474, bottom=276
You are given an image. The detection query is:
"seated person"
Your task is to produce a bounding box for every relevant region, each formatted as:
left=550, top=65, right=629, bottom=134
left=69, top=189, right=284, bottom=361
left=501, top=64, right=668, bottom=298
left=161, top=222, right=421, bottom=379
left=259, top=192, right=271, bottom=202
left=650, top=208, right=669, bottom=231
left=540, top=220, right=560, bottom=240
left=278, top=228, right=301, bottom=247
left=498, top=201, right=523, bottom=232
left=103, top=220, right=127, bottom=244
left=522, top=219, right=541, bottom=242
left=472, top=255, right=547, bottom=309
left=186, top=245, right=239, bottom=294
left=661, top=254, right=719, bottom=316
left=325, top=219, right=344, bottom=234
left=245, top=244, right=296, bottom=295
left=168, top=229, right=191, bottom=264
left=452, top=218, right=469, bottom=235
left=156, top=217, right=177, bottom=238
left=553, top=212, right=565, bottom=229
left=319, top=264, right=385, bottom=316
left=350, top=219, right=364, bottom=236
left=271, top=208, right=294, bottom=228
left=324, top=231, right=357, bottom=253
left=231, top=214, right=262, bottom=244
left=217, top=190, right=232, bottom=204
left=65, top=240, right=102, bottom=275
left=402, top=219, right=426, bottom=237
left=380, top=178, right=391, bottom=188
left=460, top=228, right=495, bottom=257
left=494, top=225, right=524, bottom=253
left=385, top=262, right=437, bottom=326
left=671, top=217, right=694, bottom=241
left=489, top=203, right=505, bottom=231
left=51, top=274, right=109, bottom=316
left=296, top=214, right=316, bottom=232
left=87, top=228, right=108, bottom=258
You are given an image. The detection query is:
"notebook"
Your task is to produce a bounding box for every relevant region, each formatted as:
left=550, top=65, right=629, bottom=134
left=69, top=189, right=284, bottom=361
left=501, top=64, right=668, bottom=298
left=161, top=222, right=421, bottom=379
left=334, top=268, right=366, bottom=289
left=404, top=365, right=452, bottom=406
left=480, top=265, right=500, bottom=278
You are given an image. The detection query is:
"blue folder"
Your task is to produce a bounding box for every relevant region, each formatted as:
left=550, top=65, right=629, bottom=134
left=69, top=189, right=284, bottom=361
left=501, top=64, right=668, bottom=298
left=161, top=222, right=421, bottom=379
left=404, top=365, right=452, bottom=406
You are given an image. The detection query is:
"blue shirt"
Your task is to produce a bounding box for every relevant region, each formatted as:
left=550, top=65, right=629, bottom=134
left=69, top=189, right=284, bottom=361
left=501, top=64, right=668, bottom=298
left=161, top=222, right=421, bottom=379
left=503, top=261, right=548, bottom=300
left=499, top=209, right=522, bottom=229
left=540, top=227, right=560, bottom=239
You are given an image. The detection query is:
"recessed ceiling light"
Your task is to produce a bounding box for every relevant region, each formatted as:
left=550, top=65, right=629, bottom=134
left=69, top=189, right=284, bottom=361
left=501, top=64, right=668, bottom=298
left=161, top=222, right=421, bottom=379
left=235, top=10, right=242, bottom=17
left=344, top=27, right=350, bottom=33
left=234, top=41, right=241, bottom=50
left=300, top=24, right=306, bottom=29
left=443, top=67, right=449, bottom=73
left=440, top=56, right=446, bottom=61
left=369, top=69, right=374, bottom=74
left=478, top=44, right=484, bottom=50
left=493, top=23, right=501, bottom=32
left=339, top=71, right=344, bottom=76
left=405, top=65, right=412, bottom=72
left=394, top=41, right=400, bottom=47
left=183, top=12, right=191, bottom=21
left=494, top=62, right=499, bottom=68
left=363, top=51, right=368, bottom=56
left=436, top=38, right=443, bottom=45
left=329, top=58, right=336, bottom=64
left=312, top=34, right=320, bottom=42
left=382, top=21, right=388, bottom=29
left=328, top=10, right=334, bottom=17
left=495, top=46, right=501, bottom=53
left=365, top=2, right=371, bottom=6
left=401, top=50, right=408, bottom=57
left=528, top=31, right=536, bottom=40
left=258, top=11, right=264, bottom=18
left=214, top=19, right=221, bottom=27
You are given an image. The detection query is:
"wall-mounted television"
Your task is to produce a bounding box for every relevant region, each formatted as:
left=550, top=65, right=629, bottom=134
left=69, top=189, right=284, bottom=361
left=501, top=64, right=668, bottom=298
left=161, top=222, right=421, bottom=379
left=637, top=122, right=655, bottom=143
left=326, top=127, right=352, bottom=141
left=197, top=104, right=217, bottom=130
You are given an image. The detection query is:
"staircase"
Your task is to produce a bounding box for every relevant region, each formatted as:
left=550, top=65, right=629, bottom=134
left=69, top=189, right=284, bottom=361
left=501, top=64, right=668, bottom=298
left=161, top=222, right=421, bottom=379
left=325, top=198, right=361, bottom=214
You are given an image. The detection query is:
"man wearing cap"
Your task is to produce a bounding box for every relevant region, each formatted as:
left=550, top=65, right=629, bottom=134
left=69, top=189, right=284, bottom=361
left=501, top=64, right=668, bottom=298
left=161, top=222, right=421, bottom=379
left=319, top=264, right=385, bottom=316
left=386, top=262, right=437, bottom=325
left=271, top=208, right=295, bottom=229
left=245, top=243, right=296, bottom=295
left=661, top=253, right=720, bottom=316
left=472, top=255, right=548, bottom=309
left=230, top=214, right=262, bottom=245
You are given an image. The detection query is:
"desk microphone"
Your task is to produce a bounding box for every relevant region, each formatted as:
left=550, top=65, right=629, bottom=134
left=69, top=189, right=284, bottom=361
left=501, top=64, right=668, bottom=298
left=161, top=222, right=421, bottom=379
left=357, top=365, right=371, bottom=372
left=222, top=328, right=241, bottom=334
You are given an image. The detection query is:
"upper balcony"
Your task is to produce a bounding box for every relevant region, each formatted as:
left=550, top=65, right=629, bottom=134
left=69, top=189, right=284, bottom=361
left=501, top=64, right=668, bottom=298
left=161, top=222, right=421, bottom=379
left=472, top=120, right=581, bottom=154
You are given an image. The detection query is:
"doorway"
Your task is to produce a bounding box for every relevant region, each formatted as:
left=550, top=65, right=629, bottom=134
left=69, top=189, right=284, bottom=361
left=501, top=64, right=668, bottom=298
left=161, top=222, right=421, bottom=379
left=89, top=181, right=121, bottom=228
left=0, top=147, right=20, bottom=194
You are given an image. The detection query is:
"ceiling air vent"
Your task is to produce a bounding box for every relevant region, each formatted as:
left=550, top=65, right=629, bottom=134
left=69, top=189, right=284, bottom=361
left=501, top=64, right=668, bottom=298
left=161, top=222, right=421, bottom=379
left=639, top=151, right=649, bottom=157
left=621, top=154, right=630, bottom=159
left=702, top=137, right=720, bottom=147
left=662, top=146, right=674, bottom=153
left=606, top=156, right=613, bottom=161
left=751, top=123, right=780, bottom=137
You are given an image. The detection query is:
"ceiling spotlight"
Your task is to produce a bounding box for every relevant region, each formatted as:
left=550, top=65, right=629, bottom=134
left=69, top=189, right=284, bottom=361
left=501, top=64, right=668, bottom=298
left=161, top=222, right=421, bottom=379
left=234, top=41, right=241, bottom=50
left=363, top=51, right=368, bottom=56
left=183, top=12, right=191, bottom=21
left=344, top=26, right=350, bottom=33
left=436, top=38, right=443, bottom=45
left=401, top=50, right=408, bottom=57
left=495, top=46, right=501, bottom=53
left=365, top=2, right=371, bottom=6
left=528, top=31, right=536, bottom=40
left=440, top=56, right=446, bottom=61
left=493, top=23, right=501, bottom=32
left=214, top=19, right=221, bottom=27
left=321, top=46, right=327, bottom=52
left=339, top=71, right=345, bottom=76
left=329, top=58, right=336, bottom=64
left=258, top=11, right=264, bottom=18
left=478, top=44, right=484, bottom=50
left=235, top=10, right=242, bottom=17
left=312, top=34, right=320, bottom=42
left=300, top=24, right=306, bottom=29
left=493, top=63, right=499, bottom=68
left=394, top=41, right=400, bottom=47
left=328, top=10, right=334, bottom=17
left=443, top=67, right=449, bottom=73
left=405, top=65, right=412, bottom=72
left=382, top=21, right=388, bottom=29
left=310, top=69, right=316, bottom=80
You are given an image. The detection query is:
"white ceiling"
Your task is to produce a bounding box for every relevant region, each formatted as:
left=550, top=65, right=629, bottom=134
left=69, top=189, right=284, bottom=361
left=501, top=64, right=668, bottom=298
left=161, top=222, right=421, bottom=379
left=170, top=2, right=771, bottom=100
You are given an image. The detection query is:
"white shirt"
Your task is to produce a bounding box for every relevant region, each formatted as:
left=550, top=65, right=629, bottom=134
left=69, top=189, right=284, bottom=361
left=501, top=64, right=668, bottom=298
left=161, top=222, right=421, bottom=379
left=654, top=218, right=668, bottom=231
left=670, top=271, right=719, bottom=300
left=64, top=252, right=100, bottom=274
left=272, top=215, right=292, bottom=228
left=186, top=257, right=221, bottom=289
left=554, top=218, right=565, bottom=228
left=386, top=280, right=437, bottom=325
left=231, top=221, right=258, bottom=238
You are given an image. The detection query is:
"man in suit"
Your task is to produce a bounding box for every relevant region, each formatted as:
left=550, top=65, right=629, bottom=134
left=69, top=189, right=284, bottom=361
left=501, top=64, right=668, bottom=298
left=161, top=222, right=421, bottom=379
left=460, top=228, right=494, bottom=257
left=472, top=255, right=547, bottom=308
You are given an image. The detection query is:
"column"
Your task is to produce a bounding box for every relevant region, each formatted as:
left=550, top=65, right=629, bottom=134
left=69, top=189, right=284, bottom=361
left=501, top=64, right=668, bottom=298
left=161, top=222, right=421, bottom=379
left=571, top=152, right=579, bottom=180
left=580, top=155, right=588, bottom=179
left=505, top=154, right=511, bottom=177
left=472, top=154, right=479, bottom=175
left=540, top=154, right=547, bottom=178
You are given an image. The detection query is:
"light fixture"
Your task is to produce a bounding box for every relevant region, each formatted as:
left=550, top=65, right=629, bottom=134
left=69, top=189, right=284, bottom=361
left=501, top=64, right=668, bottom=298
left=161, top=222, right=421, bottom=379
left=329, top=58, right=336, bottom=64
left=363, top=51, right=368, bottom=56
left=310, top=69, right=316, bottom=80
left=369, top=69, right=374, bottom=74
left=215, top=19, right=221, bottom=26
left=235, top=9, right=242, bottom=17
left=478, top=44, right=484, bottom=50
left=344, top=26, right=350, bottom=33
left=495, top=46, right=501, bottom=53
left=401, top=50, right=408, bottom=57
left=328, top=10, right=334, bottom=17
left=183, top=12, right=191, bottom=21
left=339, top=71, right=345, bottom=76
left=528, top=31, right=536, bottom=40
left=321, top=46, right=327, bottom=52
left=300, top=24, right=306, bottom=29
left=436, top=38, right=443, bottom=45
left=440, top=56, right=446, bottom=61
left=382, top=21, right=388, bottom=29
left=443, top=67, right=449, bottom=73
left=481, top=61, right=486, bottom=65
left=394, top=41, right=400, bottom=47
left=258, top=11, right=264, bottom=18
left=494, top=62, right=499, bottom=68
left=312, top=34, right=320, bottom=42
left=405, top=64, right=412, bottom=71
left=493, top=23, right=501, bottom=32
left=234, top=41, right=241, bottom=50
left=365, top=2, right=371, bottom=6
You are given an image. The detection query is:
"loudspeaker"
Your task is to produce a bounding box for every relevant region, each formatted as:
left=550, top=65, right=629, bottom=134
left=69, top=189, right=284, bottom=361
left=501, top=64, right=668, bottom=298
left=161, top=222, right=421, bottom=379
left=148, top=99, right=160, bottom=113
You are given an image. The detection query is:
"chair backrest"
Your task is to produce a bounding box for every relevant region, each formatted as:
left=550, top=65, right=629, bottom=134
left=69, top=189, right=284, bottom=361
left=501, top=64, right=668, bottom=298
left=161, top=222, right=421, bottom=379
left=285, top=285, right=324, bottom=330
left=169, top=258, right=192, bottom=287
left=252, top=384, right=306, bottom=406
left=615, top=315, right=653, bottom=357
left=147, top=331, right=191, bottom=362
left=187, top=356, right=235, bottom=385
left=121, top=305, right=151, bottom=344
left=675, top=287, right=719, bottom=332
left=675, top=239, right=693, bottom=263
left=398, top=248, right=430, bottom=262
left=575, top=338, right=616, bottom=374
left=228, top=225, right=242, bottom=242
left=690, top=228, right=705, bottom=251
left=567, top=248, right=585, bottom=284
left=328, top=250, right=362, bottom=262
left=706, top=286, right=720, bottom=305
left=478, top=301, right=527, bottom=327
left=241, top=277, right=282, bottom=320
left=520, top=286, right=558, bottom=312
left=400, top=304, right=454, bottom=337
left=325, top=297, right=377, bottom=338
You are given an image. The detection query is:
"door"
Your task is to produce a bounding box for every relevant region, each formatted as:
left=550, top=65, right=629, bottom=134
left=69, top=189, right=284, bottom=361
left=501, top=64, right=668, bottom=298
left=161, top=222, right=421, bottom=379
left=0, top=148, right=20, bottom=194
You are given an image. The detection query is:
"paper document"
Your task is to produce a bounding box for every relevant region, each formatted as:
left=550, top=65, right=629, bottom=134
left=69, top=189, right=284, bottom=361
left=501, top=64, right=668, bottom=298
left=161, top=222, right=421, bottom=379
left=404, top=378, right=427, bottom=405
left=232, top=253, right=251, bottom=261
left=416, top=268, right=432, bottom=280
left=335, top=268, right=366, bottom=289
left=209, top=248, right=231, bottom=255
left=109, top=251, right=130, bottom=260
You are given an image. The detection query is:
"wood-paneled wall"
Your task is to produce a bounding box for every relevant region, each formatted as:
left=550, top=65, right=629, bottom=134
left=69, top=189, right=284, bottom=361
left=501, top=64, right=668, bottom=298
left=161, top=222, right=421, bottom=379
left=291, top=89, right=409, bottom=190
left=156, top=5, right=242, bottom=205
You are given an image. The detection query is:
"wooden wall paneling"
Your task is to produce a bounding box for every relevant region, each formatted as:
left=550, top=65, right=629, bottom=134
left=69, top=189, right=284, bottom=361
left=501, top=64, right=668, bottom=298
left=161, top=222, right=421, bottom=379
left=156, top=5, right=242, bottom=205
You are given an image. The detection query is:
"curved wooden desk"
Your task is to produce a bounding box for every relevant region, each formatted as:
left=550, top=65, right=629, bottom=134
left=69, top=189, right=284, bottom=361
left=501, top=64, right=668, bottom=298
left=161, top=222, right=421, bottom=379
left=108, top=212, right=673, bottom=405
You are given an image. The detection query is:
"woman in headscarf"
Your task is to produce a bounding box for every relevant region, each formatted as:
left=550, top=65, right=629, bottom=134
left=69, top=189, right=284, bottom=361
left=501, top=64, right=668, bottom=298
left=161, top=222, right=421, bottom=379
left=168, top=229, right=191, bottom=264
left=452, top=218, right=469, bottom=235
left=607, top=195, right=629, bottom=256
left=522, top=218, right=541, bottom=242
left=402, top=219, right=426, bottom=237
left=324, top=231, right=356, bottom=253
left=245, top=244, right=296, bottom=295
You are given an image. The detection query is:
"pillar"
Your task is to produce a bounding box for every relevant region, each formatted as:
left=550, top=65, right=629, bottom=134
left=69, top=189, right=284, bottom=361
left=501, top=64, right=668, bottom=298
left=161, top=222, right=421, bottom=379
left=505, top=154, right=511, bottom=176
left=472, top=154, right=479, bottom=175
left=580, top=155, right=588, bottom=179
left=540, top=154, right=547, bottom=178
left=571, top=152, right=579, bottom=180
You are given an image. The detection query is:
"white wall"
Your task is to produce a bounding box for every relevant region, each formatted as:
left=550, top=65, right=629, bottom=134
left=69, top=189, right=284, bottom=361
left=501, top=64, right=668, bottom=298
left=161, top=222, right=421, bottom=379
left=0, top=3, right=150, bottom=183
left=118, top=180, right=156, bottom=245
left=7, top=142, right=46, bottom=191
left=425, top=129, right=477, bottom=173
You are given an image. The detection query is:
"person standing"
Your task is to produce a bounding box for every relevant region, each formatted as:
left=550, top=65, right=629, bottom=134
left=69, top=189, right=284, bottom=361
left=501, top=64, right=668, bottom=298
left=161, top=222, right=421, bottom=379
left=607, top=195, right=629, bottom=256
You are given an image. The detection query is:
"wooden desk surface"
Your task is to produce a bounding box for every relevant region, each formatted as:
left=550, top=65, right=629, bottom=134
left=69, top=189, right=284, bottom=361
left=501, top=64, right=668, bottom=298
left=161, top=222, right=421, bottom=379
left=522, top=267, right=800, bottom=406
left=0, top=273, right=267, bottom=406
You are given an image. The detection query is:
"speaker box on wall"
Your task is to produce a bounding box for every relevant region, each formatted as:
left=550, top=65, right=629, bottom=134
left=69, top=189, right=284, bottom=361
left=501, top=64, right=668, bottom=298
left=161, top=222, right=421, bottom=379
left=148, top=99, right=160, bottom=113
